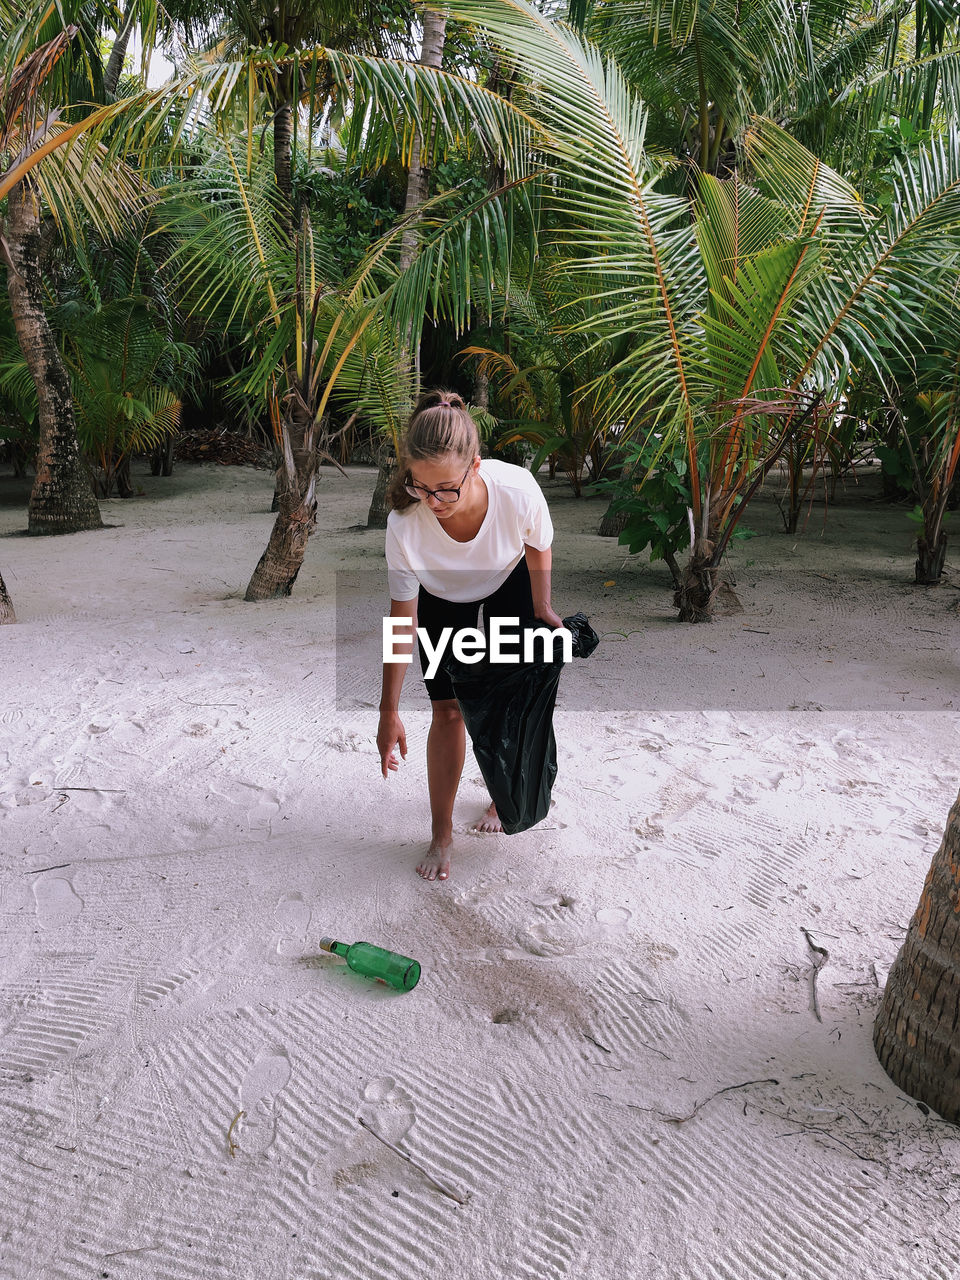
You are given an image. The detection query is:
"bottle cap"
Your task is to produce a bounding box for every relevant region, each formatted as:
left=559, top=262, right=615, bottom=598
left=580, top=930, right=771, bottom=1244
left=318, top=937, right=337, bottom=953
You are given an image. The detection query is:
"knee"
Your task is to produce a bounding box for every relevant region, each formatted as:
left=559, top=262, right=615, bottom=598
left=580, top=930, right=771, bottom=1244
left=430, top=700, right=463, bottom=728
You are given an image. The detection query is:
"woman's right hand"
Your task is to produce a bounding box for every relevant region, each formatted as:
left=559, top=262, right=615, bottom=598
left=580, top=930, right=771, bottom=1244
left=377, top=710, right=407, bottom=779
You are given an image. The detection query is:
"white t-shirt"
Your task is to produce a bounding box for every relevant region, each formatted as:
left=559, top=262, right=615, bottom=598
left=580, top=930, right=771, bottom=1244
left=385, top=459, right=554, bottom=603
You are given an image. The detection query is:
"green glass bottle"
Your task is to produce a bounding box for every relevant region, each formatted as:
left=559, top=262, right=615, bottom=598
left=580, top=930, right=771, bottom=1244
left=319, top=937, right=421, bottom=992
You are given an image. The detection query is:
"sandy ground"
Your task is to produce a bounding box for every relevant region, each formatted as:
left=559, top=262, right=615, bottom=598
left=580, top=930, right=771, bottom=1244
left=0, top=456, right=958, bottom=1280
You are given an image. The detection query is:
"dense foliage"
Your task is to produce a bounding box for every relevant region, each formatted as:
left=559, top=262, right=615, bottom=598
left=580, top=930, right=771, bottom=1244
left=1, top=0, right=959, bottom=608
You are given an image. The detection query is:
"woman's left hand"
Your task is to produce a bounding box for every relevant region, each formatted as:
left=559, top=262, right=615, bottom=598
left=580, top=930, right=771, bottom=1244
left=534, top=604, right=565, bottom=630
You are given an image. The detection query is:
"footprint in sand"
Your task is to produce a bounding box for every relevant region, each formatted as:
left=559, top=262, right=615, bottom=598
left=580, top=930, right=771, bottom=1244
left=595, top=906, right=632, bottom=937
left=209, top=779, right=281, bottom=832
left=520, top=898, right=632, bottom=956
left=326, top=727, right=378, bottom=755
left=272, top=892, right=311, bottom=959
left=236, top=1047, right=292, bottom=1157
left=357, top=1077, right=415, bottom=1145
left=521, top=920, right=584, bottom=956
left=33, top=877, right=83, bottom=928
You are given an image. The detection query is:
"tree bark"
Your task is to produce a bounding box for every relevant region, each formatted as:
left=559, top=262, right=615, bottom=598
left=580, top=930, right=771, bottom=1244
left=874, top=787, right=960, bottom=1123
left=674, top=535, right=742, bottom=622
left=5, top=183, right=102, bottom=535
left=366, top=11, right=447, bottom=530
left=0, top=569, right=15, bottom=624
left=915, top=532, right=947, bottom=585
left=244, top=408, right=318, bottom=600
left=104, top=7, right=136, bottom=98
left=273, top=78, right=295, bottom=248
left=474, top=367, right=489, bottom=412
left=598, top=503, right=628, bottom=538
left=365, top=448, right=394, bottom=530
left=244, top=488, right=315, bottom=599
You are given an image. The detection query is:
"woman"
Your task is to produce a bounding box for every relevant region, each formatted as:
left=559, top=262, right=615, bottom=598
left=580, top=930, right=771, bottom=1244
left=377, top=389, right=564, bottom=882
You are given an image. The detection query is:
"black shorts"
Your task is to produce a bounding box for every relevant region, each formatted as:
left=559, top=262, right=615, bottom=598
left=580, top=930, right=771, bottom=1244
left=417, top=558, right=537, bottom=701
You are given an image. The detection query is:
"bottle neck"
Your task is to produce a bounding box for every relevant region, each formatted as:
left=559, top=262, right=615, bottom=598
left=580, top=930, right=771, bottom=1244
left=320, top=937, right=349, bottom=957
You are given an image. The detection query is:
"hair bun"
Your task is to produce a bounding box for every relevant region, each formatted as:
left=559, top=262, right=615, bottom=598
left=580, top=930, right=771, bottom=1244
left=415, top=388, right=466, bottom=413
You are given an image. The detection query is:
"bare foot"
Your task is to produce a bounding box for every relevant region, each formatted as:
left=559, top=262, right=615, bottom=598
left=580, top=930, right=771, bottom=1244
left=417, top=833, right=452, bottom=882
left=473, top=802, right=503, bottom=834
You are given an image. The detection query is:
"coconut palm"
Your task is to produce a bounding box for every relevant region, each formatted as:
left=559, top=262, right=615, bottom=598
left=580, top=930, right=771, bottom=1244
left=159, top=131, right=420, bottom=595
left=0, top=0, right=197, bottom=538
left=910, top=377, right=960, bottom=584
left=0, top=16, right=108, bottom=536
left=146, top=0, right=534, bottom=593
left=586, top=0, right=960, bottom=185
left=878, top=333, right=960, bottom=584
left=329, top=0, right=960, bottom=618
left=0, top=221, right=201, bottom=497
left=0, top=569, right=13, bottom=622
left=365, top=6, right=447, bottom=531
left=874, top=785, right=960, bottom=1123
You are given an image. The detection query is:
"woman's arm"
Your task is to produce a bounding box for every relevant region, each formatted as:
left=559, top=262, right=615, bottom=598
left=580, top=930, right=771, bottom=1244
left=377, top=597, right=418, bottom=777
left=524, top=545, right=564, bottom=629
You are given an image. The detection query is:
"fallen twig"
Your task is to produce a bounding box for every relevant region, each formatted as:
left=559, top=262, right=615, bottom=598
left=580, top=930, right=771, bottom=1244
left=226, top=1110, right=245, bottom=1158
left=628, top=1077, right=780, bottom=1125
left=55, top=787, right=125, bottom=793
left=801, top=927, right=829, bottom=1022
left=580, top=786, right=621, bottom=800
left=775, top=1126, right=883, bottom=1163
left=357, top=1116, right=468, bottom=1205
left=18, top=1153, right=52, bottom=1171
left=23, top=863, right=71, bottom=875
left=103, top=1245, right=162, bottom=1260
left=582, top=1033, right=612, bottom=1054
left=177, top=698, right=240, bottom=708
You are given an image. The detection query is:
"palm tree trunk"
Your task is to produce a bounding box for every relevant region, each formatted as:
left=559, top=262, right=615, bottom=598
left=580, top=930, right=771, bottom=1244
left=598, top=505, right=629, bottom=538
left=245, top=62, right=308, bottom=594
left=0, top=569, right=15, bottom=624
left=366, top=11, right=447, bottom=530
left=245, top=405, right=318, bottom=600
left=273, top=76, right=295, bottom=246
left=874, top=787, right=960, bottom=1123
left=104, top=7, right=136, bottom=98
left=5, top=182, right=102, bottom=536
left=674, top=499, right=743, bottom=622
left=915, top=532, right=947, bottom=584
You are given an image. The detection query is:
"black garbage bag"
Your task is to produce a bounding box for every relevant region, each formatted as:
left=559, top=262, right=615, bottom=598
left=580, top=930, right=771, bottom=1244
left=441, top=612, right=599, bottom=835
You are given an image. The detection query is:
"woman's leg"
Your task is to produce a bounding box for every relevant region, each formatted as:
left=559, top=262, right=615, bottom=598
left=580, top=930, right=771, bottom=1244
left=419, top=698, right=466, bottom=881
left=415, top=585, right=478, bottom=880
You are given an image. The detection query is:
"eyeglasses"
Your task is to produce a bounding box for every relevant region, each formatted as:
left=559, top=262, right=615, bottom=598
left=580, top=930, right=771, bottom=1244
left=404, top=463, right=473, bottom=504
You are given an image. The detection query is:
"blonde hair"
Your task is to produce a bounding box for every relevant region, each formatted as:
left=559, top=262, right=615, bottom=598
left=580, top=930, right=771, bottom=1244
left=387, top=389, right=480, bottom=512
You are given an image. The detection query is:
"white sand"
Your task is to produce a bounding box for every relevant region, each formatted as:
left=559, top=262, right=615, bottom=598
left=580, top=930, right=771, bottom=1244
left=1, top=457, right=958, bottom=1279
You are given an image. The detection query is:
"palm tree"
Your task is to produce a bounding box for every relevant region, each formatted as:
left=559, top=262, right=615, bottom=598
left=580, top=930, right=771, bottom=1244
left=880, top=335, right=960, bottom=585
left=586, top=0, right=960, bottom=186
left=365, top=6, right=447, bottom=531
left=0, top=569, right=13, bottom=623
left=155, top=0, right=532, bottom=594
left=874, top=786, right=960, bottom=1123
left=332, top=0, right=960, bottom=620
left=159, top=0, right=410, bottom=584
left=0, top=0, right=196, bottom=539
left=0, top=19, right=105, bottom=535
